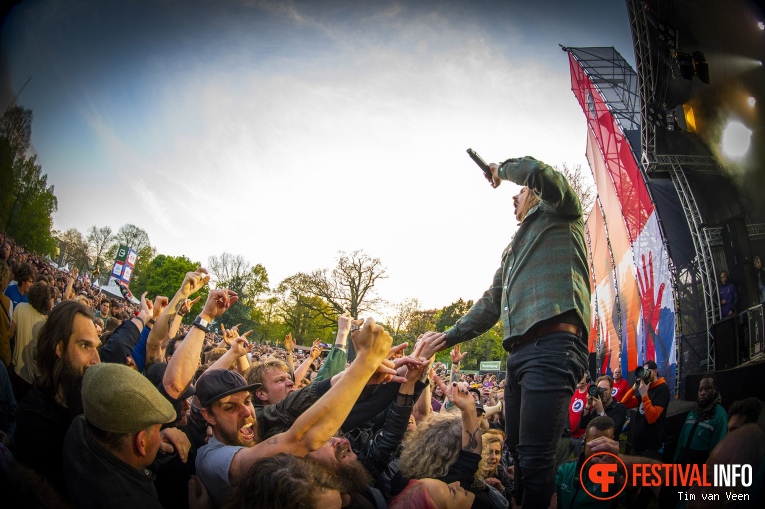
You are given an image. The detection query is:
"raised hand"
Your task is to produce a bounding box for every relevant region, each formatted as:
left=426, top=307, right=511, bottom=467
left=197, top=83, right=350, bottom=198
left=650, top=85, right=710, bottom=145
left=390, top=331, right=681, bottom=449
left=180, top=268, right=210, bottom=297
left=337, top=312, right=352, bottom=338
left=229, top=332, right=253, bottom=358
left=309, top=338, right=322, bottom=359
left=351, top=317, right=393, bottom=365
left=201, top=289, right=238, bottom=320
left=443, top=381, right=474, bottom=412
left=152, top=296, right=169, bottom=321
left=418, top=331, right=448, bottom=359
left=284, top=333, right=295, bottom=351
left=179, top=296, right=201, bottom=317
left=450, top=344, right=467, bottom=364
left=489, top=163, right=502, bottom=188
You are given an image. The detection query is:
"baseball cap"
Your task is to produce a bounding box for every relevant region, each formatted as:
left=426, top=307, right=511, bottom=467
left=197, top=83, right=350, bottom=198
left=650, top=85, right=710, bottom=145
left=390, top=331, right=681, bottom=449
left=475, top=401, right=485, bottom=414
left=82, top=362, right=176, bottom=434
left=196, top=369, right=261, bottom=408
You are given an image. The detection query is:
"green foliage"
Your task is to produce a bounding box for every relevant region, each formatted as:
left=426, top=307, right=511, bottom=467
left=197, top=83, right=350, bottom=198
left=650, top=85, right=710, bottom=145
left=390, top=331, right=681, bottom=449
left=132, top=254, right=208, bottom=319
left=434, top=298, right=474, bottom=332
left=0, top=106, right=58, bottom=255
left=129, top=244, right=157, bottom=292
left=0, top=147, right=58, bottom=256
left=56, top=227, right=90, bottom=273
left=458, top=322, right=505, bottom=370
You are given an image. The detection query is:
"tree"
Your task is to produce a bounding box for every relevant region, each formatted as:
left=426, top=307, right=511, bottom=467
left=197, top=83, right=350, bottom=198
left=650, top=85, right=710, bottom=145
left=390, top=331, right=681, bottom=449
left=0, top=105, right=32, bottom=160
left=207, top=253, right=272, bottom=337
left=208, top=253, right=269, bottom=300
left=132, top=254, right=208, bottom=322
left=86, top=225, right=114, bottom=283
left=275, top=276, right=335, bottom=345
left=385, top=298, right=422, bottom=345
left=129, top=244, right=157, bottom=292
left=555, top=163, right=596, bottom=219
left=0, top=145, right=58, bottom=255
left=56, top=228, right=90, bottom=272
left=113, top=223, right=151, bottom=252
left=0, top=105, right=58, bottom=255
left=434, top=298, right=473, bottom=332
left=294, top=250, right=387, bottom=359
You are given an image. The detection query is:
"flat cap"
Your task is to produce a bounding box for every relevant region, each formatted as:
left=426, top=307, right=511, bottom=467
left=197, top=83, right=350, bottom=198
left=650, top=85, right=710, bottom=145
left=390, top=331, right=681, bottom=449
left=82, top=362, right=176, bottom=433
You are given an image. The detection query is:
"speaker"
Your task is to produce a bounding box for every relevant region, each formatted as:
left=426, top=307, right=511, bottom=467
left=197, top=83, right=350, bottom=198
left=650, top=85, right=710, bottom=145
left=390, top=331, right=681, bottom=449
left=721, top=217, right=758, bottom=309
left=747, top=305, right=764, bottom=358
left=713, top=315, right=739, bottom=369
left=721, top=217, right=752, bottom=267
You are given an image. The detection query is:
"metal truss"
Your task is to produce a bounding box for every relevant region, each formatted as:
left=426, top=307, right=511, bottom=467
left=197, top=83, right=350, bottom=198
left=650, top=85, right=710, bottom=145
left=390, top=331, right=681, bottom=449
left=626, top=0, right=657, bottom=168
left=566, top=47, right=641, bottom=132
left=667, top=164, right=719, bottom=369
left=626, top=0, right=724, bottom=372
left=706, top=223, right=765, bottom=247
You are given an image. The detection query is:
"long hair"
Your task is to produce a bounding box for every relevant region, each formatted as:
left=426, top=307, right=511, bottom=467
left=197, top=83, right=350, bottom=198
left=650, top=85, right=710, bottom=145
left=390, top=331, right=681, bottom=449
left=389, top=479, right=438, bottom=509
left=518, top=187, right=541, bottom=222
left=479, top=433, right=504, bottom=479
left=224, top=453, right=342, bottom=509
left=35, top=300, right=93, bottom=396
left=399, top=411, right=462, bottom=479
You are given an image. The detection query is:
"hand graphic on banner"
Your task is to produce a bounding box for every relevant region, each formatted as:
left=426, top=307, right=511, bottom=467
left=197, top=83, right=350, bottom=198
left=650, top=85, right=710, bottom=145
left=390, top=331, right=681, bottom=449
left=637, top=251, right=665, bottom=360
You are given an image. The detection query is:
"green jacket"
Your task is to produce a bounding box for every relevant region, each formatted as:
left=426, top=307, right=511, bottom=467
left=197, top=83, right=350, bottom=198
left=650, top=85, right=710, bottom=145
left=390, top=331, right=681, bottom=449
left=443, top=156, right=590, bottom=350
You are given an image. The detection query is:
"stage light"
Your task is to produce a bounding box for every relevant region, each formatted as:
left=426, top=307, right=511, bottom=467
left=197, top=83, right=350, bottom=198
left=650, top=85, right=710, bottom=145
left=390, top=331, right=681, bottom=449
left=758, top=21, right=764, bottom=30
left=749, top=97, right=757, bottom=107
left=721, top=120, right=751, bottom=159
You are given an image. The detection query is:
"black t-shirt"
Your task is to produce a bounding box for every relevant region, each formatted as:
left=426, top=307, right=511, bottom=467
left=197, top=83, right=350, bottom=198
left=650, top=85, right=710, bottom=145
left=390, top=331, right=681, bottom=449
left=14, top=387, right=73, bottom=499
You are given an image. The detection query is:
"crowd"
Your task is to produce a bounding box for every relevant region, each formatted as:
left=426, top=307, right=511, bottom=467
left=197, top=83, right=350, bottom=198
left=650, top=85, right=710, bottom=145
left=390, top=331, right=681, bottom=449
left=0, top=152, right=764, bottom=509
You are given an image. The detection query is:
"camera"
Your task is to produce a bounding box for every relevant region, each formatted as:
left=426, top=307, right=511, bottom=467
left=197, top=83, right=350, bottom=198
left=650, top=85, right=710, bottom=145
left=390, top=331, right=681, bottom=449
left=634, top=366, right=653, bottom=383
left=588, top=385, right=605, bottom=398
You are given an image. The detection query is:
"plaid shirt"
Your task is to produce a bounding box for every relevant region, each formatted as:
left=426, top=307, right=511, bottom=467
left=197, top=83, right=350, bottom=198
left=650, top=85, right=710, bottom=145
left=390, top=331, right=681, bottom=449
left=443, top=156, right=590, bottom=351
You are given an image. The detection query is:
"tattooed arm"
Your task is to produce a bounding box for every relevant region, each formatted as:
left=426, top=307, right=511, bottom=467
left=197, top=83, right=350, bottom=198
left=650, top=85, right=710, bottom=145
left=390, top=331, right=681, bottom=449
left=441, top=379, right=482, bottom=454
left=228, top=318, right=394, bottom=482
left=147, top=270, right=207, bottom=366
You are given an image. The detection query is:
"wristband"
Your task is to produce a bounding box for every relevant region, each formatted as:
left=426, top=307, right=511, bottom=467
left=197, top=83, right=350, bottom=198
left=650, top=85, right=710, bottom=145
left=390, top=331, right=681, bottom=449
left=135, top=316, right=145, bottom=328
left=192, top=316, right=210, bottom=334
left=148, top=318, right=156, bottom=326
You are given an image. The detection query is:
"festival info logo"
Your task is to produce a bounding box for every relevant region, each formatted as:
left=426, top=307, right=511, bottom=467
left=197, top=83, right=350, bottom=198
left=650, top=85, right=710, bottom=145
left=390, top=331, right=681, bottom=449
left=581, top=452, right=627, bottom=501
left=581, top=453, right=754, bottom=502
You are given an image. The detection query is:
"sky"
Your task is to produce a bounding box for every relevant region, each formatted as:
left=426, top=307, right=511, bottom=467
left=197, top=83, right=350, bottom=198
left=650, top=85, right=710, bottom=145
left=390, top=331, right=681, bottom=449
left=0, top=0, right=635, bottom=316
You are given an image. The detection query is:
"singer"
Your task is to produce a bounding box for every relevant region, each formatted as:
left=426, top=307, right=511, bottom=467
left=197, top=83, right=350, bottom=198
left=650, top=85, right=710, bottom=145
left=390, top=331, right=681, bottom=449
left=421, top=156, right=590, bottom=508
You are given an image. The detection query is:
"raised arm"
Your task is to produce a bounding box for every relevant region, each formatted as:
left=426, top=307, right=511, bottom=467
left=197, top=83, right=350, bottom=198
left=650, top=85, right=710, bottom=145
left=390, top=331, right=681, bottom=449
left=148, top=269, right=208, bottom=366
left=231, top=317, right=394, bottom=478
left=314, top=312, right=351, bottom=381
left=293, top=338, right=321, bottom=382
left=435, top=376, right=482, bottom=454
left=282, top=333, right=296, bottom=375
left=494, top=157, right=582, bottom=217
left=163, top=287, right=237, bottom=399
left=207, top=333, right=252, bottom=373
left=63, top=268, right=77, bottom=301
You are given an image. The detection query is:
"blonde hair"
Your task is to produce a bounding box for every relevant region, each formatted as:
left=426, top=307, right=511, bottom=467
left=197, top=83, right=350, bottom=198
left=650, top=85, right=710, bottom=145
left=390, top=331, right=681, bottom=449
left=518, top=187, right=541, bottom=222
left=246, top=359, right=290, bottom=387
left=479, top=433, right=505, bottom=479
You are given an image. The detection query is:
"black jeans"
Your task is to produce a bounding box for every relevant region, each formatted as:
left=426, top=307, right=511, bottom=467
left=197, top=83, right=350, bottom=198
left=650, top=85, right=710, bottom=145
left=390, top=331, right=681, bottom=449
left=505, top=332, right=588, bottom=508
